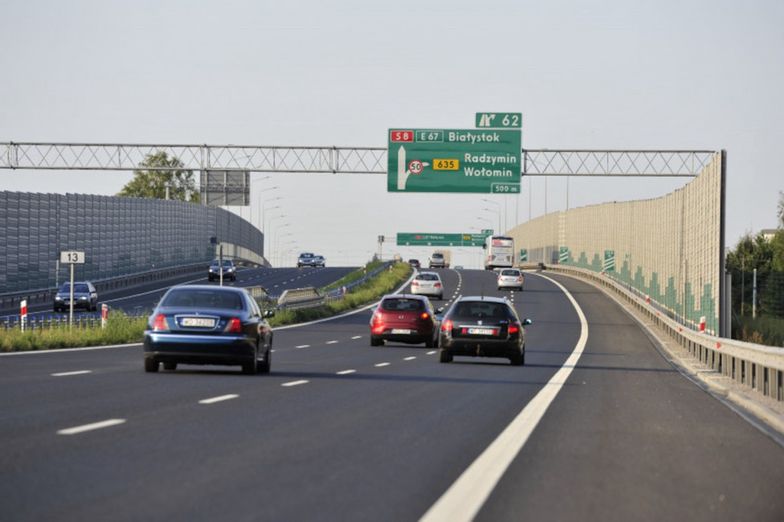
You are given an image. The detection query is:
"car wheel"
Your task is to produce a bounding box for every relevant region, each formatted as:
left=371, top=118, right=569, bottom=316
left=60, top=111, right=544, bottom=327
left=144, top=358, right=159, bottom=373
left=509, top=351, right=523, bottom=366
left=258, top=347, right=271, bottom=374
left=242, top=359, right=258, bottom=375
left=370, top=336, right=383, bottom=347
left=439, top=349, right=453, bottom=363
left=163, top=362, right=177, bottom=371
left=425, top=336, right=435, bottom=348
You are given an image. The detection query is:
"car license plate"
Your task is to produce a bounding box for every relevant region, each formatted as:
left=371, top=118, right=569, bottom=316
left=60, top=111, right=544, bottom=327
left=468, top=327, right=495, bottom=335
left=181, top=317, right=215, bottom=328
left=391, top=329, right=412, bottom=334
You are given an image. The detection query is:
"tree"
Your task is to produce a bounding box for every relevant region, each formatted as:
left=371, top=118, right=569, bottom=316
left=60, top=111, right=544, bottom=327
left=118, top=151, right=199, bottom=202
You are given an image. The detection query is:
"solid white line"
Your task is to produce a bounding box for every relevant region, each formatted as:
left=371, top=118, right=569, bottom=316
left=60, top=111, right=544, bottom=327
left=404, top=356, right=416, bottom=361
left=0, top=342, right=143, bottom=357
left=420, top=273, right=588, bottom=522
left=295, top=344, right=310, bottom=349
left=326, top=340, right=338, bottom=345
left=374, top=362, right=390, bottom=367
left=351, top=335, right=362, bottom=340
left=336, top=369, right=356, bottom=375
left=51, top=370, right=92, bottom=377
left=427, top=351, right=437, bottom=355
left=57, top=418, right=126, bottom=435
left=282, top=380, right=309, bottom=387
left=199, top=394, right=239, bottom=405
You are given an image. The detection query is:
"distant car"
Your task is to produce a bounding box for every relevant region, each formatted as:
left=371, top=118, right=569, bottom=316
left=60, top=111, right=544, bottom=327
left=297, top=252, right=319, bottom=268
left=454, top=265, right=464, bottom=270
left=408, top=259, right=421, bottom=269
left=313, top=255, right=326, bottom=268
left=438, top=296, right=531, bottom=365
left=410, top=271, right=444, bottom=299
left=143, top=285, right=274, bottom=374
left=54, top=281, right=98, bottom=312
left=497, top=268, right=525, bottom=291
left=208, top=259, right=237, bottom=282
left=429, top=252, right=446, bottom=269
left=370, top=294, right=439, bottom=348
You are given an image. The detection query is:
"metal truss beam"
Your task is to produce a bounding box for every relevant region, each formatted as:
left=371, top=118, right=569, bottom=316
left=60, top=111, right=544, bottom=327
left=0, top=143, right=717, bottom=177
left=522, top=149, right=717, bottom=177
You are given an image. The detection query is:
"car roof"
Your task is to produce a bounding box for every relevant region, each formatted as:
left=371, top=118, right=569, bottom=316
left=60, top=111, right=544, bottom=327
left=171, top=284, right=248, bottom=294
left=457, top=295, right=510, bottom=304
left=382, top=293, right=428, bottom=301
left=416, top=271, right=441, bottom=277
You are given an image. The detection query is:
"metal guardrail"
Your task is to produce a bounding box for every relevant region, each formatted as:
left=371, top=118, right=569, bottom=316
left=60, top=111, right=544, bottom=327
left=277, top=287, right=325, bottom=310
left=545, top=264, right=784, bottom=402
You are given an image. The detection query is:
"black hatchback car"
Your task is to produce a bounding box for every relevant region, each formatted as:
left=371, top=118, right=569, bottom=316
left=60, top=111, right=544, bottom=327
left=53, top=281, right=98, bottom=312
left=143, top=285, right=274, bottom=374
left=208, top=259, right=237, bottom=282
left=438, top=296, right=531, bottom=365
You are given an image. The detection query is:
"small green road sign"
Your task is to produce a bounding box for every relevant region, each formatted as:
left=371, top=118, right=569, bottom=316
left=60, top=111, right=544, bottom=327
left=481, top=229, right=494, bottom=236
left=519, top=249, right=528, bottom=262
left=388, top=128, right=521, bottom=194
left=397, top=233, right=488, bottom=247
left=475, top=113, right=522, bottom=129
left=603, top=250, right=616, bottom=272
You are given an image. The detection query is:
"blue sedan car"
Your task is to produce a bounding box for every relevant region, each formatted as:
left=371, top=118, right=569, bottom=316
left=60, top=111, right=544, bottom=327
left=143, top=285, right=274, bottom=374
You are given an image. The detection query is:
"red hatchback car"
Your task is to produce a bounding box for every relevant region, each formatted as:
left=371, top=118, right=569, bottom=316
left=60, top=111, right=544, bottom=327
left=370, top=294, right=439, bottom=347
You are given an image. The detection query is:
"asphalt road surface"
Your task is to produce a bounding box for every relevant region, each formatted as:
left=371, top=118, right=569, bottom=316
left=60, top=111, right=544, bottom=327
left=1, top=268, right=783, bottom=521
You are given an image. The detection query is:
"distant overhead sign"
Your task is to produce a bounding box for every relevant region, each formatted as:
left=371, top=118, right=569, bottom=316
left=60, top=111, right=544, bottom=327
left=387, top=128, right=521, bottom=194
left=200, top=170, right=250, bottom=206
left=475, top=112, right=522, bottom=129
left=397, top=233, right=488, bottom=247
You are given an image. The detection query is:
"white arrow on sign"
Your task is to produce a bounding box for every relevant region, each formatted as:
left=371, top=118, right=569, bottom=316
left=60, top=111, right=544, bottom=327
left=478, top=114, right=497, bottom=127
left=397, top=145, right=430, bottom=190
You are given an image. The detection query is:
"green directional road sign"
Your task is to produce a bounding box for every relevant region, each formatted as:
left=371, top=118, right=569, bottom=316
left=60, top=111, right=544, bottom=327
left=475, top=112, right=522, bottom=129
left=388, top=128, right=521, bottom=194
left=397, top=233, right=488, bottom=247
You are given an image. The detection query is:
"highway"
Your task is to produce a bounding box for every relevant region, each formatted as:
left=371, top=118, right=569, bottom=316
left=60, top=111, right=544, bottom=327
left=2, top=266, right=355, bottom=321
left=1, top=268, right=783, bottom=521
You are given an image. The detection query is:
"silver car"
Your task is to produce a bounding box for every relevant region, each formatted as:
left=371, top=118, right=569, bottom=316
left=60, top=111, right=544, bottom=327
left=497, top=268, right=525, bottom=291
left=410, top=271, right=444, bottom=299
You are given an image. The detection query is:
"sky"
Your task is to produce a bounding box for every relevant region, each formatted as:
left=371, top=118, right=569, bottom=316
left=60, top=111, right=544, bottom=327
left=1, top=0, right=782, bottom=268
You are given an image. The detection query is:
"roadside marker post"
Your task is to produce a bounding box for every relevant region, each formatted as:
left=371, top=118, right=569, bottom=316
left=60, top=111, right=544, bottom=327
left=59, top=251, right=85, bottom=329
left=20, top=299, right=27, bottom=332
left=101, top=304, right=109, bottom=329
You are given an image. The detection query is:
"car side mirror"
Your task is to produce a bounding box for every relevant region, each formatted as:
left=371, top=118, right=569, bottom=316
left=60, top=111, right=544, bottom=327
left=263, top=310, right=275, bottom=318
left=523, top=318, right=533, bottom=326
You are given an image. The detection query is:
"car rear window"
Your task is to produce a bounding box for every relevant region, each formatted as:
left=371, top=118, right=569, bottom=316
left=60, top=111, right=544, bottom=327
left=381, top=298, right=425, bottom=311
left=415, top=273, right=439, bottom=281
left=432, top=253, right=444, bottom=258
left=161, top=289, right=245, bottom=310
left=501, top=269, right=520, bottom=276
left=452, top=301, right=512, bottom=319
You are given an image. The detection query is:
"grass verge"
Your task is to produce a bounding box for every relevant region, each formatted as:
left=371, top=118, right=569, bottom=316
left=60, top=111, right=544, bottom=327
left=269, top=262, right=412, bottom=327
left=320, top=260, right=384, bottom=293
left=733, top=314, right=784, bottom=347
left=0, top=312, right=147, bottom=352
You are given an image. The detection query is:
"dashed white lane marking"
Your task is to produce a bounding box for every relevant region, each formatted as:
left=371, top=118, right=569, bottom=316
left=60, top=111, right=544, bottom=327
left=282, top=380, right=309, bottom=387
left=295, top=344, right=310, bottom=349
left=374, top=362, right=390, bottom=367
left=421, top=272, right=589, bottom=522
left=57, top=419, right=126, bottom=435
left=336, top=369, right=356, bottom=375
left=427, top=351, right=437, bottom=355
left=404, top=356, right=416, bottom=361
left=271, top=349, right=276, bottom=353
left=199, top=394, right=239, bottom=405
left=51, top=370, right=92, bottom=377
left=351, top=335, right=362, bottom=340
left=326, top=340, right=338, bottom=345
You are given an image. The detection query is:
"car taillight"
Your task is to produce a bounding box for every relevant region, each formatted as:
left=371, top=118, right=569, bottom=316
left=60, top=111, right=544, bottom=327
left=420, top=312, right=430, bottom=320
left=412, top=281, right=419, bottom=286
left=371, top=313, right=385, bottom=334
left=441, top=319, right=453, bottom=333
left=508, top=322, right=521, bottom=335
left=434, top=282, right=442, bottom=288
left=152, top=314, right=168, bottom=332
left=224, top=317, right=242, bottom=333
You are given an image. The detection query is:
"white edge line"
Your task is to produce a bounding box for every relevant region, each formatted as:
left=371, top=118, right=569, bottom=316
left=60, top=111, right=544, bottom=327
left=420, top=272, right=588, bottom=522
left=0, top=342, right=142, bottom=357
left=282, top=380, right=309, bottom=387
left=57, top=418, right=126, bottom=435
left=198, top=394, right=239, bottom=405
left=51, top=370, right=92, bottom=377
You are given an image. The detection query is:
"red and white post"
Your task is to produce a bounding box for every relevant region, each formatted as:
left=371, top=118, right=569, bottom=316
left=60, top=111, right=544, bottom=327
left=101, top=303, right=109, bottom=329
left=699, top=316, right=706, bottom=333
left=20, top=299, right=28, bottom=332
